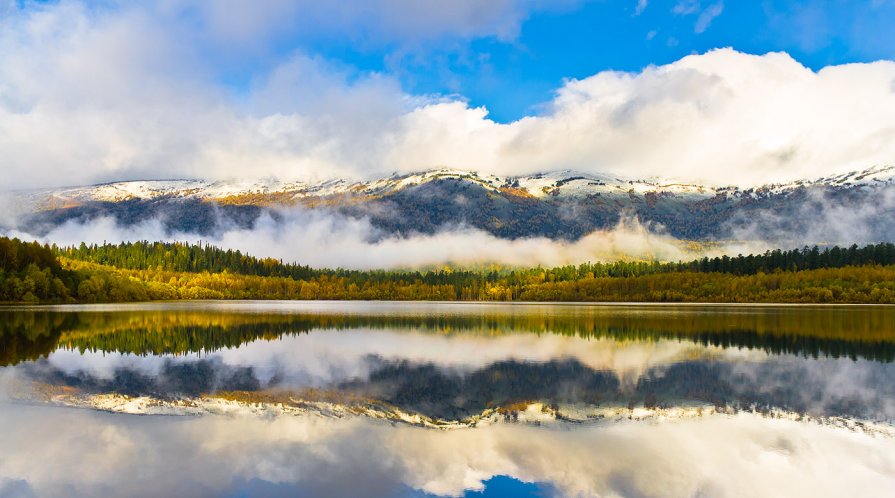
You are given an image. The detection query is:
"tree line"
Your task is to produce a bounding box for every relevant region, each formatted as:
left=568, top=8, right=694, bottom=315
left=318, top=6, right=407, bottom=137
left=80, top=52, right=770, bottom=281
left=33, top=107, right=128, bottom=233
left=4, top=236, right=895, bottom=304
left=57, top=240, right=895, bottom=284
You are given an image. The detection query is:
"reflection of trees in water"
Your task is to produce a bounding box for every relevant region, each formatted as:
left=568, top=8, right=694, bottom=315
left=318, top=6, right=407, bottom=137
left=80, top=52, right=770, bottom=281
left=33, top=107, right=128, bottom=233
left=0, top=313, right=78, bottom=366
left=678, top=330, right=895, bottom=362
left=3, top=307, right=895, bottom=365
left=0, top=311, right=323, bottom=365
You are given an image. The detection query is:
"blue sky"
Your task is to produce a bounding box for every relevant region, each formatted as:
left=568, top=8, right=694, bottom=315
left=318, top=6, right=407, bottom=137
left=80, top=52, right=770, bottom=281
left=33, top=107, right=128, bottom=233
left=209, top=0, right=895, bottom=122
left=2, top=0, right=895, bottom=188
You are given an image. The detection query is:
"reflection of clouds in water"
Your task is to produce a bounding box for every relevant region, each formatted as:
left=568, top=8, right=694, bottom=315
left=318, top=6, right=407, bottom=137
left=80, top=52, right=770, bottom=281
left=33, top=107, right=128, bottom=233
left=728, top=357, right=895, bottom=421
left=22, top=330, right=895, bottom=421
left=47, top=330, right=731, bottom=387
left=46, top=349, right=169, bottom=379
left=211, top=329, right=731, bottom=388
left=0, top=403, right=893, bottom=498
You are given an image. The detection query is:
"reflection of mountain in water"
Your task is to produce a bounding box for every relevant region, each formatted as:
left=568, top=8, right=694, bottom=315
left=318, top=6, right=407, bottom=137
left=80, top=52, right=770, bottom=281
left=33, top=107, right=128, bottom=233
left=353, top=357, right=895, bottom=421
left=3, top=305, right=895, bottom=366
left=18, top=353, right=895, bottom=422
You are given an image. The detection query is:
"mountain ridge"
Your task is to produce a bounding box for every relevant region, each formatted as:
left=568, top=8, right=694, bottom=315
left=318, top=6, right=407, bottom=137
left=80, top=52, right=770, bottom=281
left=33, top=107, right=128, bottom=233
left=7, top=165, right=895, bottom=243
left=16, top=164, right=895, bottom=208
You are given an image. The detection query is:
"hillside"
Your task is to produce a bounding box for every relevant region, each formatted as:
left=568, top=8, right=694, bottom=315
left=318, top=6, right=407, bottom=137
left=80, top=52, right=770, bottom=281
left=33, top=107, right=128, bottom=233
left=9, top=166, right=895, bottom=241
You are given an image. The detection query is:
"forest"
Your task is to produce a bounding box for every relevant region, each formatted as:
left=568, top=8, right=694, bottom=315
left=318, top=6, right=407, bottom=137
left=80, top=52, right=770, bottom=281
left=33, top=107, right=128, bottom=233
left=58, top=239, right=895, bottom=280
left=2, top=237, right=895, bottom=304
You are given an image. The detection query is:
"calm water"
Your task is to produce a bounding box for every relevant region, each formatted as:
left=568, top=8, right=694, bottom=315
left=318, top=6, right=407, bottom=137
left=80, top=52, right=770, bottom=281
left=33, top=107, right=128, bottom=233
left=1, top=301, right=895, bottom=497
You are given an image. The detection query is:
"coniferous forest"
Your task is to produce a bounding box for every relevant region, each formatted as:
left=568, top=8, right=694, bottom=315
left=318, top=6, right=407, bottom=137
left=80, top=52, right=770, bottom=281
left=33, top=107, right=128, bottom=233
left=3, top=237, right=895, bottom=304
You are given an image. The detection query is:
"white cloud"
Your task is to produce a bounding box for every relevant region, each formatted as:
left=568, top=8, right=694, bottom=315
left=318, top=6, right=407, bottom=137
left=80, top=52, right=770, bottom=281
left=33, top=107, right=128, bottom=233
left=673, top=0, right=701, bottom=15
left=635, top=0, right=648, bottom=16
left=15, top=210, right=707, bottom=269
left=695, top=1, right=724, bottom=33
left=673, top=0, right=725, bottom=32
left=0, top=3, right=894, bottom=191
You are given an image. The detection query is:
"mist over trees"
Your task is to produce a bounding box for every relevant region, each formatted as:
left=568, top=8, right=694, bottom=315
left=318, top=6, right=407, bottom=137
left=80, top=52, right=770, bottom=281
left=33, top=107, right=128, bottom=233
left=3, top=237, right=895, bottom=304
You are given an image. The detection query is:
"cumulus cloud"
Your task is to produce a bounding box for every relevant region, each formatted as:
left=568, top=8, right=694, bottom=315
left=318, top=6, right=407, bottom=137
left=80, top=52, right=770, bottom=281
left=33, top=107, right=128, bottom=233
left=0, top=2, right=894, bottom=191
left=501, top=49, right=895, bottom=186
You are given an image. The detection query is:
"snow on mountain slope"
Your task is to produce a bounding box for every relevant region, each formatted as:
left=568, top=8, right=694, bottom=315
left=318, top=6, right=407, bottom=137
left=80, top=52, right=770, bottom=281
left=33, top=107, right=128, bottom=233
left=14, top=165, right=895, bottom=209
left=763, top=165, right=895, bottom=194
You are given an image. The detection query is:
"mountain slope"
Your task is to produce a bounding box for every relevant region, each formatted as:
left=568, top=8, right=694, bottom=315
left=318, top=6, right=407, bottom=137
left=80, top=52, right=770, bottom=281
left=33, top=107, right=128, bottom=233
left=8, top=166, right=895, bottom=241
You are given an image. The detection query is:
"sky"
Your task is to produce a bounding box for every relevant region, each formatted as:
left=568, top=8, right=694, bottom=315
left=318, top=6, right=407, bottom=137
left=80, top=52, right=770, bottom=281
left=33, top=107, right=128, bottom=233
left=2, top=0, right=895, bottom=189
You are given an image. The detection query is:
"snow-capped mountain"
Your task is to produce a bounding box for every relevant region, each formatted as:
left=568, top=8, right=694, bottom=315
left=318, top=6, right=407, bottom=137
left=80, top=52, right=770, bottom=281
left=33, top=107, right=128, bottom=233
left=18, top=165, right=895, bottom=206
left=18, top=169, right=717, bottom=206
left=8, top=165, right=895, bottom=242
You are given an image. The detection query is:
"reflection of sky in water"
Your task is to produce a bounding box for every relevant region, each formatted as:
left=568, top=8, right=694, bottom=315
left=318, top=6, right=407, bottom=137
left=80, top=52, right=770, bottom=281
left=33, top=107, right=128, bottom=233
left=223, top=475, right=549, bottom=498
left=0, top=403, right=893, bottom=498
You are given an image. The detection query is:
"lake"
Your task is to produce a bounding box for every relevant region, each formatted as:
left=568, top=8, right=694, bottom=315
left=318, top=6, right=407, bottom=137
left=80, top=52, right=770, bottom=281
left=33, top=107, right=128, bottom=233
left=1, top=301, right=895, bottom=497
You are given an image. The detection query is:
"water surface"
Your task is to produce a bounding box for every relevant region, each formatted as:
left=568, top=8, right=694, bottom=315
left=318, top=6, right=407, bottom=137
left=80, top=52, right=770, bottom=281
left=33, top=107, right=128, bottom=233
left=2, top=301, right=894, bottom=497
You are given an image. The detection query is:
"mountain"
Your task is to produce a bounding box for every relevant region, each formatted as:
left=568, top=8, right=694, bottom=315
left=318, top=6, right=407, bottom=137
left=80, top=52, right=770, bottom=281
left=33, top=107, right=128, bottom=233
left=8, top=166, right=895, bottom=241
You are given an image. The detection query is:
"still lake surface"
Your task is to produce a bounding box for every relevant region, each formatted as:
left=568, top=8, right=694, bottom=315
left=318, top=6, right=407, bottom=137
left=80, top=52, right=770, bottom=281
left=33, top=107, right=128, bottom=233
left=1, top=301, right=895, bottom=497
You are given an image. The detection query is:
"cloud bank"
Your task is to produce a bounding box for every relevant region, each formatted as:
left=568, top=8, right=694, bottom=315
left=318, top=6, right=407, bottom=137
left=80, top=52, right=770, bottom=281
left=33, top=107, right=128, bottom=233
left=1, top=2, right=894, bottom=190
left=13, top=210, right=708, bottom=269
